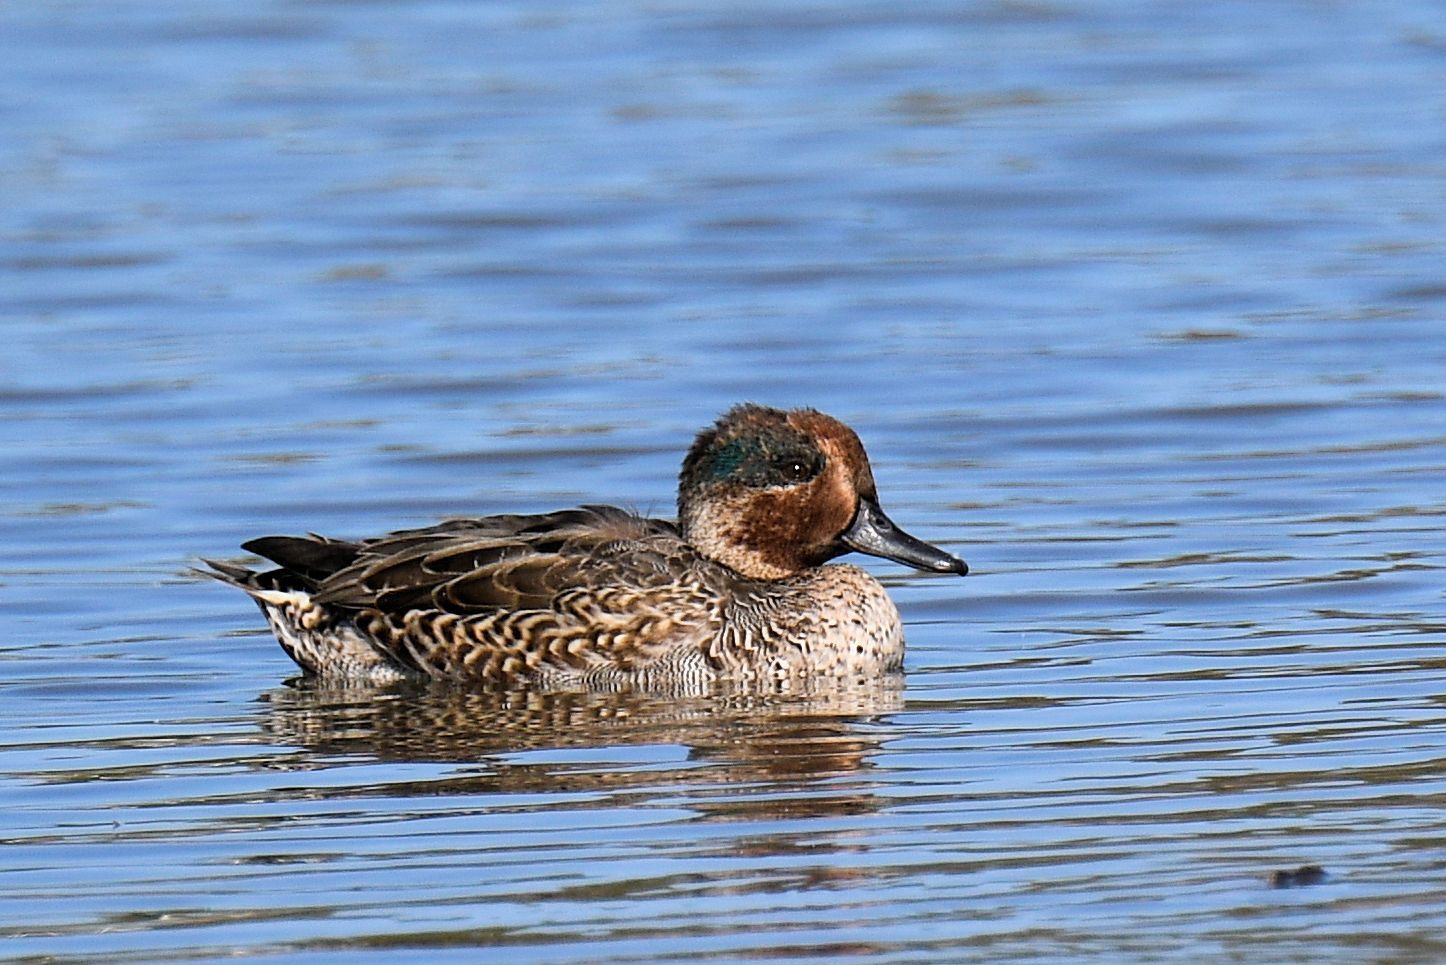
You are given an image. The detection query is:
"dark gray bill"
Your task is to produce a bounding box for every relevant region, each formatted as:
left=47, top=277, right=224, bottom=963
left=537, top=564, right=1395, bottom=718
left=840, top=497, right=968, bottom=575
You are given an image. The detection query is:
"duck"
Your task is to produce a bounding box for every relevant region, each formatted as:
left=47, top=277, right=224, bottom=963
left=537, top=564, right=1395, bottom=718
left=203, top=403, right=968, bottom=689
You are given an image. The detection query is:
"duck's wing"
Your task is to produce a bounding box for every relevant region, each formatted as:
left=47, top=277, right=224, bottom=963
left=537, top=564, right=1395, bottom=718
left=240, top=505, right=689, bottom=616
left=230, top=505, right=725, bottom=681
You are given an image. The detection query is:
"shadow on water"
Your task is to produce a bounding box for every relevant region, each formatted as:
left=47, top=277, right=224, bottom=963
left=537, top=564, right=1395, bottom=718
left=260, top=676, right=903, bottom=808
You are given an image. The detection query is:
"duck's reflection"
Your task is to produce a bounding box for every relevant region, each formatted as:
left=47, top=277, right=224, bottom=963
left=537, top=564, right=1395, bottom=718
left=259, top=676, right=902, bottom=819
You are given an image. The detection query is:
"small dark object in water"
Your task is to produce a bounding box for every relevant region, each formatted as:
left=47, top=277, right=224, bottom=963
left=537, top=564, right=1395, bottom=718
left=1268, top=864, right=1326, bottom=888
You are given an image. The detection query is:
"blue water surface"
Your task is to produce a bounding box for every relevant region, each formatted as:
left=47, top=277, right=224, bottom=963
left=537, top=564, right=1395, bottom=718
left=2, top=1, right=1444, bottom=961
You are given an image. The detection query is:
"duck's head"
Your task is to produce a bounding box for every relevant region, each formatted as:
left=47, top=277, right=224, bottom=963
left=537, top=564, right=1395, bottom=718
left=678, top=404, right=969, bottom=581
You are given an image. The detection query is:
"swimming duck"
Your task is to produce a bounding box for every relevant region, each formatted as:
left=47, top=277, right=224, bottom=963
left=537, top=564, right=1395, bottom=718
left=204, top=404, right=967, bottom=688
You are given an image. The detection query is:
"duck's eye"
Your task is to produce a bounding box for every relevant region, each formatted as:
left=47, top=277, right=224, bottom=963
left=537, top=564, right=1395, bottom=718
left=771, top=454, right=818, bottom=484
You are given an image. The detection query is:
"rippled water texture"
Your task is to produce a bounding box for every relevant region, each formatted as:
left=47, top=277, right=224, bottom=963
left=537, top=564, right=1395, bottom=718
left=3, top=1, right=1445, bottom=961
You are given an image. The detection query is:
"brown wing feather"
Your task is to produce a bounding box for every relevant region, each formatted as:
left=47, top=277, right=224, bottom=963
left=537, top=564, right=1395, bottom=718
left=297, top=505, right=680, bottom=614
left=431, top=553, right=565, bottom=611
left=242, top=534, right=362, bottom=589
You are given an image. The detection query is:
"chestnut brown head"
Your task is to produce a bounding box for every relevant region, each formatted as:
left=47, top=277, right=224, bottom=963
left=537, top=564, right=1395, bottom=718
left=678, top=404, right=968, bottom=580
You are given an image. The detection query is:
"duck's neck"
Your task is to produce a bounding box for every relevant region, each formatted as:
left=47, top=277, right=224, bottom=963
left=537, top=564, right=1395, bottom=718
left=680, top=504, right=798, bottom=581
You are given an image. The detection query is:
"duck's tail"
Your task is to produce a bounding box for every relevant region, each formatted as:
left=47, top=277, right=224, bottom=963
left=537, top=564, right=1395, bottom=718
left=194, top=557, right=305, bottom=607
left=195, top=557, right=258, bottom=589
left=197, top=555, right=416, bottom=685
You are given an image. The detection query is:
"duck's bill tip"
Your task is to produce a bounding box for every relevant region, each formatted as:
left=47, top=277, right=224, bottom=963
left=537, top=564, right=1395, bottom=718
left=841, top=499, right=969, bottom=577
left=929, top=555, right=969, bottom=576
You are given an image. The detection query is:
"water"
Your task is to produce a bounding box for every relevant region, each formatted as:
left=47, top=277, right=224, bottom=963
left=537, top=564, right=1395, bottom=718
left=3, top=1, right=1445, bottom=961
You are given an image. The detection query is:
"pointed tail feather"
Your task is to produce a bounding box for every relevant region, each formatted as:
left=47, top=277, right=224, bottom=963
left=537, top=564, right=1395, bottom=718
left=195, top=558, right=259, bottom=588
left=195, top=558, right=309, bottom=603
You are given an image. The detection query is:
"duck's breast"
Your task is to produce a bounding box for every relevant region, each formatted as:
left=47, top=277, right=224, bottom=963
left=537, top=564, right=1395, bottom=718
left=716, top=564, right=905, bottom=678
